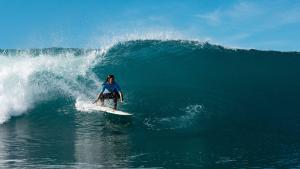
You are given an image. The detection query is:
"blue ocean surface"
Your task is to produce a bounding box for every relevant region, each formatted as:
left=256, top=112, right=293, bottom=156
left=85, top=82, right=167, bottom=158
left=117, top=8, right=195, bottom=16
left=0, top=39, right=300, bottom=168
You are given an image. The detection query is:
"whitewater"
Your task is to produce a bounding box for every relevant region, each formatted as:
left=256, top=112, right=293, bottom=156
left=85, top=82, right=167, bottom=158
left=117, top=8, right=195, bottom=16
left=0, top=48, right=102, bottom=123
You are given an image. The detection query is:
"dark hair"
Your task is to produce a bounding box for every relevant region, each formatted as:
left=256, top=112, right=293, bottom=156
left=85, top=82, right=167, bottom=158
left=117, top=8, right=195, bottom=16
left=106, top=74, right=115, bottom=82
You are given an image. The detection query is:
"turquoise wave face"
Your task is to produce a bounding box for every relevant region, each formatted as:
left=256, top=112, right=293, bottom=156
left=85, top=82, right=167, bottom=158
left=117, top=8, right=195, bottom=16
left=93, top=40, right=300, bottom=131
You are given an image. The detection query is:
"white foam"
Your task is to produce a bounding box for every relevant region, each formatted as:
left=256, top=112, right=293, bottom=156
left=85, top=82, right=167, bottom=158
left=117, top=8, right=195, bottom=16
left=75, top=97, right=95, bottom=113
left=0, top=49, right=103, bottom=124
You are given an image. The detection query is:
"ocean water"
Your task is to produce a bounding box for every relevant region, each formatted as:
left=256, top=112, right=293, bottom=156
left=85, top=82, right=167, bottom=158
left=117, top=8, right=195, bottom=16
left=0, top=39, right=300, bottom=168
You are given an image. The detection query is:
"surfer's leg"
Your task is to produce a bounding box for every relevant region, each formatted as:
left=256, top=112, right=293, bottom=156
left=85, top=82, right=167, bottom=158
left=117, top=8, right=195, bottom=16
left=100, top=93, right=115, bottom=106
left=113, top=93, right=117, bottom=109
left=112, top=92, right=120, bottom=110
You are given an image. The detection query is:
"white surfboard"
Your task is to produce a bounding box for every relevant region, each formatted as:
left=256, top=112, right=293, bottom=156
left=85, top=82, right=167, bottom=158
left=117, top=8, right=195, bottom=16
left=91, top=105, right=132, bottom=116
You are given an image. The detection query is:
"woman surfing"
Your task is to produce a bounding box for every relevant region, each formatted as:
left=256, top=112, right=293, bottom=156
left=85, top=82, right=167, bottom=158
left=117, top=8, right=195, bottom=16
left=93, top=74, right=124, bottom=110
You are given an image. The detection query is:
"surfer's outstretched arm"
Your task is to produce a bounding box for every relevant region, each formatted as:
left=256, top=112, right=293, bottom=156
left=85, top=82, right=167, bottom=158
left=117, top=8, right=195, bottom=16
left=93, top=95, right=99, bottom=104
left=93, top=83, right=106, bottom=104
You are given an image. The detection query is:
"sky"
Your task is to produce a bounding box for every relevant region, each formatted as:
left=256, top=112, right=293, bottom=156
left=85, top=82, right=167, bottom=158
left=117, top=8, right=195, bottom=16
left=0, top=0, right=299, bottom=51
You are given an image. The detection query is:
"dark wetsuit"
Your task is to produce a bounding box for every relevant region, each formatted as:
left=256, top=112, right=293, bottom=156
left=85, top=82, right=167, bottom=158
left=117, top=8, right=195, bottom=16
left=99, top=82, right=121, bottom=108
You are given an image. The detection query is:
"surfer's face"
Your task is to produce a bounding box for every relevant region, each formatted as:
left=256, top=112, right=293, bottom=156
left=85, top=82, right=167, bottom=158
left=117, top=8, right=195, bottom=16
left=108, top=78, right=114, bottom=84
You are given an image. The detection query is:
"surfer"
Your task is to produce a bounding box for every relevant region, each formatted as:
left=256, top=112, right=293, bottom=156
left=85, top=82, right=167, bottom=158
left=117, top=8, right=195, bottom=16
left=93, top=74, right=123, bottom=110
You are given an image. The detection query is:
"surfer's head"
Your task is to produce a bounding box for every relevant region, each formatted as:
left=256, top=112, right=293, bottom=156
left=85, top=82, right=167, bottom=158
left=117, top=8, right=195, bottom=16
left=107, top=74, right=115, bottom=84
